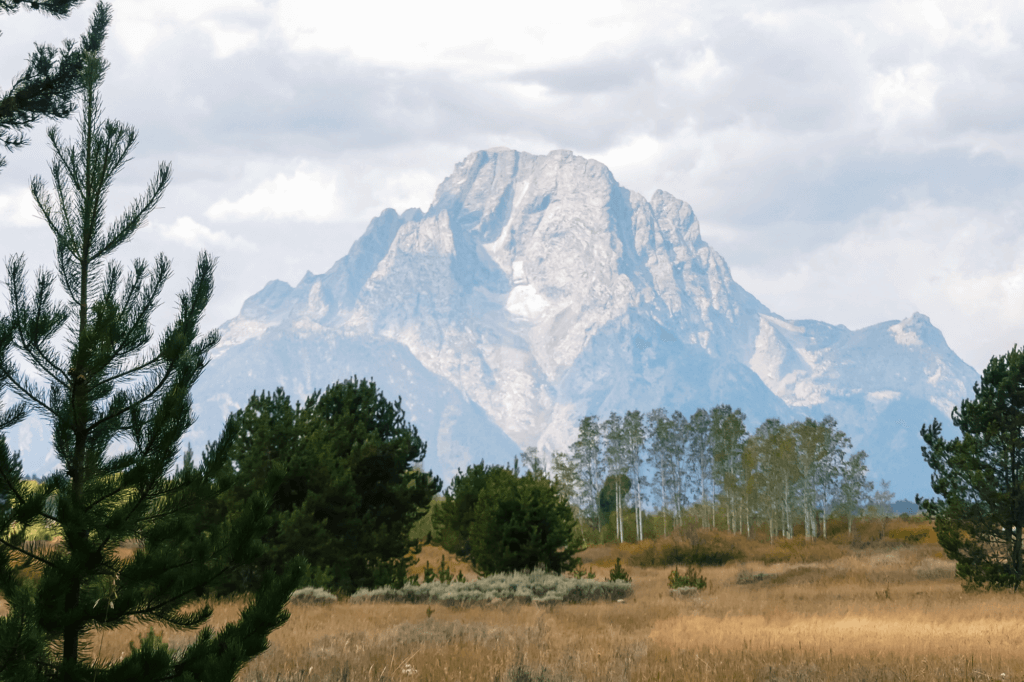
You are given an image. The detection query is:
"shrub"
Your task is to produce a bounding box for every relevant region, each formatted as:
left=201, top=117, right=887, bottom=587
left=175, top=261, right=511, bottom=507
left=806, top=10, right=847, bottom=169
left=288, top=587, right=338, bottom=605
left=628, top=531, right=742, bottom=567
left=736, top=569, right=770, bottom=585
left=668, top=565, right=706, bottom=590
left=350, top=569, right=633, bottom=606
left=607, top=557, right=631, bottom=583
left=571, top=566, right=597, bottom=580
left=421, top=555, right=464, bottom=584
left=669, top=587, right=702, bottom=599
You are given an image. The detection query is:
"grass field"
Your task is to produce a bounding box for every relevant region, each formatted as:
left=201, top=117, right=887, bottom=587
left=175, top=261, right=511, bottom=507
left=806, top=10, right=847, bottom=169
left=65, top=520, right=1024, bottom=682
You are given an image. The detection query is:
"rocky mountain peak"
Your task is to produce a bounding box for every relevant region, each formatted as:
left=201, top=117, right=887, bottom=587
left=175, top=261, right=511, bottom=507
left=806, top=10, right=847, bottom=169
left=191, top=149, right=980, bottom=498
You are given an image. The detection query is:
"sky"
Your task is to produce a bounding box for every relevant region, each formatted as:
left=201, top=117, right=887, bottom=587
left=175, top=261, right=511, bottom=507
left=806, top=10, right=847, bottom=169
left=1, top=0, right=1022, bottom=375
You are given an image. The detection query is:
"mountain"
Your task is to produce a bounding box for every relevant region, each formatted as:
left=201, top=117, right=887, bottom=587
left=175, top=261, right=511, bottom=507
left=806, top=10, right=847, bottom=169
left=189, top=148, right=979, bottom=499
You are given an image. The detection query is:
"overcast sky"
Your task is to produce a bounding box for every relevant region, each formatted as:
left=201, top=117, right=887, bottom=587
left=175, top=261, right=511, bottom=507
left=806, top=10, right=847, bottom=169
left=2, top=0, right=1022, bottom=373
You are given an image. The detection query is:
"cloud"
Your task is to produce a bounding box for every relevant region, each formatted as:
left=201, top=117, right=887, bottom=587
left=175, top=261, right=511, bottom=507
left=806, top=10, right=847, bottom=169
left=724, top=200, right=1024, bottom=372
left=2, top=0, right=1022, bottom=384
left=0, top=188, right=39, bottom=228
left=206, top=166, right=340, bottom=222
left=159, top=216, right=254, bottom=251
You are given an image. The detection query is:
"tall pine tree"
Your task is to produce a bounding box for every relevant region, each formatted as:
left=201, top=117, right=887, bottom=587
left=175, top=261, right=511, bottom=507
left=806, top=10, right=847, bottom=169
left=0, top=52, right=299, bottom=681
left=1, top=1, right=110, bottom=173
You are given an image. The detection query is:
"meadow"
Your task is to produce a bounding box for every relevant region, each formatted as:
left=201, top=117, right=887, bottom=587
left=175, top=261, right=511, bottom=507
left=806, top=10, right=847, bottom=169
left=47, top=516, right=1022, bottom=682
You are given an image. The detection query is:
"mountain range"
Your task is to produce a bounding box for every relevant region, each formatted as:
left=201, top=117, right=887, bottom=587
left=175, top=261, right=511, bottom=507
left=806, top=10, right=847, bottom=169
left=187, top=148, right=978, bottom=500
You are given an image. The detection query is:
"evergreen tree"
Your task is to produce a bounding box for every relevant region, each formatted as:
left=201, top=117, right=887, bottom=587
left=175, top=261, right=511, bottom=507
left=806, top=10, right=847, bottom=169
left=468, top=470, right=584, bottom=576
left=919, top=345, right=1024, bottom=590
left=217, top=379, right=442, bottom=594
left=0, top=54, right=299, bottom=681
left=434, top=461, right=516, bottom=559
left=1, top=1, right=109, bottom=173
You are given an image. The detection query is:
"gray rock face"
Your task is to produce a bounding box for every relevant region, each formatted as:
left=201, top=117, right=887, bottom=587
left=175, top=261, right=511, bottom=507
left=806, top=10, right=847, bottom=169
left=191, top=149, right=978, bottom=497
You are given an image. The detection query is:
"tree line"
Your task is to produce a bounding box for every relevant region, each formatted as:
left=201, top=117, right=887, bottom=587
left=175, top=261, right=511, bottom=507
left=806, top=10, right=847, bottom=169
left=544, top=407, right=879, bottom=544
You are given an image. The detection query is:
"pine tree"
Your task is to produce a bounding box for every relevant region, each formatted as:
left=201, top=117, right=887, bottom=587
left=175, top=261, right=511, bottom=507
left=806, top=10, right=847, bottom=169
left=0, top=54, right=300, bottom=681
left=216, top=379, right=443, bottom=594
left=468, top=469, right=584, bottom=576
left=919, top=346, right=1024, bottom=590
left=0, top=1, right=109, bottom=173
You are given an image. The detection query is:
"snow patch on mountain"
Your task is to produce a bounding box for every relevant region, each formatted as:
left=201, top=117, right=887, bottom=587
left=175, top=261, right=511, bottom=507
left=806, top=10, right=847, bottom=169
left=188, top=149, right=980, bottom=498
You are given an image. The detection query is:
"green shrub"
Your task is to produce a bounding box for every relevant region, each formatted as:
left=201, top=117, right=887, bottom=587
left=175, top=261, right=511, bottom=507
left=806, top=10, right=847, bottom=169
left=668, top=565, right=706, bottom=590
left=421, top=555, right=464, bottom=585
left=571, top=566, right=597, bottom=580
left=607, top=557, right=631, bottom=583
left=350, top=569, right=633, bottom=606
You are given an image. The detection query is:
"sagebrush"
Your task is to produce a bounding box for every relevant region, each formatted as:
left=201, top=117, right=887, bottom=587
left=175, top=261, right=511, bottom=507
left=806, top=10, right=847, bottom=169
left=351, top=569, right=632, bottom=606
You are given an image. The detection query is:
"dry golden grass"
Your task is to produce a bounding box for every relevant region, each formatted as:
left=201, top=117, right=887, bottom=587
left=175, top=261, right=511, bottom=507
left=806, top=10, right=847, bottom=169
left=67, top=537, right=1024, bottom=682
left=7, top=521, right=1024, bottom=680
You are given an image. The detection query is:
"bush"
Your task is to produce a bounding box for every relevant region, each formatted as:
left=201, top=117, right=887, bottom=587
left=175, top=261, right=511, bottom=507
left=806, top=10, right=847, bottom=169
left=288, top=586, right=338, bottom=605
left=571, top=566, right=597, bottom=580
left=668, top=565, right=706, bottom=590
left=669, top=587, right=702, bottom=599
left=628, top=531, right=742, bottom=568
left=607, top=557, right=631, bottom=583
left=447, top=466, right=583, bottom=576
left=736, top=569, right=770, bottom=585
left=350, top=569, right=633, bottom=606
left=421, top=555, right=466, bottom=584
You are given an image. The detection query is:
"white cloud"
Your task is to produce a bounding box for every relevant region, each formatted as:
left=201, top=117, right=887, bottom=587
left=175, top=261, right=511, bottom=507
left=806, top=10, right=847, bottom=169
left=160, top=217, right=254, bottom=251
left=206, top=167, right=340, bottom=222
left=115, top=0, right=268, bottom=58
left=3, top=0, right=1023, bottom=386
left=277, top=0, right=630, bottom=72
left=0, top=188, right=39, bottom=228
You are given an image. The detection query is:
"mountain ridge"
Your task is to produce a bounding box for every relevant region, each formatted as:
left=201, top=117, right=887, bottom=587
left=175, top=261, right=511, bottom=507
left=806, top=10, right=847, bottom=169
left=191, top=148, right=978, bottom=499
